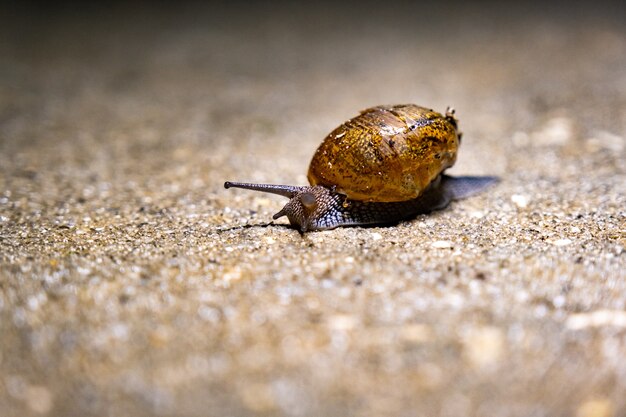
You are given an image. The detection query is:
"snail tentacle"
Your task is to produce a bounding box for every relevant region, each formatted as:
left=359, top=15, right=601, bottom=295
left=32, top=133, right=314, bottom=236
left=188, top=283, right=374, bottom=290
left=223, top=182, right=303, bottom=198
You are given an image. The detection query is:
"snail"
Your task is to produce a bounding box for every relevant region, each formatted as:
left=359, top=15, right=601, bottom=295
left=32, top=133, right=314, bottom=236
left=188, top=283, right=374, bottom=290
left=225, top=104, right=497, bottom=232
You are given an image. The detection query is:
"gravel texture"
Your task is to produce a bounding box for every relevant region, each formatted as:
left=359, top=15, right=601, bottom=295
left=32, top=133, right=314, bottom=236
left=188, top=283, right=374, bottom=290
left=1, top=3, right=625, bottom=417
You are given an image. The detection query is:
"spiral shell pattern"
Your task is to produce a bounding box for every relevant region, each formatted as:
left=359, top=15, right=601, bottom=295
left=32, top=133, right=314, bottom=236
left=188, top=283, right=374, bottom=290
left=307, top=104, right=459, bottom=202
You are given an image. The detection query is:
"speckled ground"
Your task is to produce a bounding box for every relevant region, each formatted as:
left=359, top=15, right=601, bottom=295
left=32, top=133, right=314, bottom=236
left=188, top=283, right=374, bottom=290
left=1, top=3, right=625, bottom=417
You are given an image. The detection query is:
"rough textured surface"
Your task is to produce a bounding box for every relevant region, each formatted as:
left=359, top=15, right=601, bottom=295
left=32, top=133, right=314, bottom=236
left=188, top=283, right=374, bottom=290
left=1, top=3, right=625, bottom=417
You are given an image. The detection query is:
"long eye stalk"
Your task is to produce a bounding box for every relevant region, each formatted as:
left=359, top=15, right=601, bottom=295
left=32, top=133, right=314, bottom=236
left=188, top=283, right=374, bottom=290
left=224, top=181, right=303, bottom=198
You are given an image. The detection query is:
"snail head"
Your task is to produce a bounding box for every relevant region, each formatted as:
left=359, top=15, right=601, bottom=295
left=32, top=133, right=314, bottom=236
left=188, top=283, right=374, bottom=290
left=224, top=181, right=332, bottom=232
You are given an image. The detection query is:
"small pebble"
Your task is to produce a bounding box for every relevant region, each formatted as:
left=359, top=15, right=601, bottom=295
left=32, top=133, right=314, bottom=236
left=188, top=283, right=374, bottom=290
left=585, top=131, right=624, bottom=152
left=576, top=398, right=615, bottom=417
left=328, top=314, right=357, bottom=331
left=511, top=194, right=529, bottom=208
left=400, top=324, right=433, bottom=343
left=463, top=326, right=505, bottom=369
left=552, top=295, right=566, bottom=309
left=532, top=117, right=573, bottom=146
left=223, top=268, right=243, bottom=282
left=432, top=240, right=453, bottom=249
left=25, top=385, right=53, bottom=414
left=566, top=310, right=626, bottom=329
left=552, top=238, right=572, bottom=246
left=239, top=382, right=276, bottom=412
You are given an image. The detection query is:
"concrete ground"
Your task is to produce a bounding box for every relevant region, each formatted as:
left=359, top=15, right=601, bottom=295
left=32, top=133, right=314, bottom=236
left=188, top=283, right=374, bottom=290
left=1, top=2, right=624, bottom=416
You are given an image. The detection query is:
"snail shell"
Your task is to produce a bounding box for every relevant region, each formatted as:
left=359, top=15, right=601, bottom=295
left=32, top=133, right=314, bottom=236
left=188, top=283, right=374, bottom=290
left=308, top=104, right=459, bottom=202
left=224, top=104, right=497, bottom=232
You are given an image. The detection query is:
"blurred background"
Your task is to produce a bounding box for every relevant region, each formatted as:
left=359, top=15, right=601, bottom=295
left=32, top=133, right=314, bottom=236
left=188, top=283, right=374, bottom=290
left=1, top=1, right=625, bottom=417
left=2, top=1, right=624, bottom=186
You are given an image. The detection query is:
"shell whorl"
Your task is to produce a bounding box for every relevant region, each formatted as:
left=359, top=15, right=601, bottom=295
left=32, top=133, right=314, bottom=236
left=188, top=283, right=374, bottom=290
left=307, top=104, right=460, bottom=203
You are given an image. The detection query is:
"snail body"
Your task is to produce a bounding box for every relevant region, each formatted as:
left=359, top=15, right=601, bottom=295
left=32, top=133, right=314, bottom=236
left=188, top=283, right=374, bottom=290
left=225, top=104, right=497, bottom=232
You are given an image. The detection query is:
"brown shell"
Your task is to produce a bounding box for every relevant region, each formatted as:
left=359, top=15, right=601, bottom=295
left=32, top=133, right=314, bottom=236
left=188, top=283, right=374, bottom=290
left=307, top=104, right=460, bottom=202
